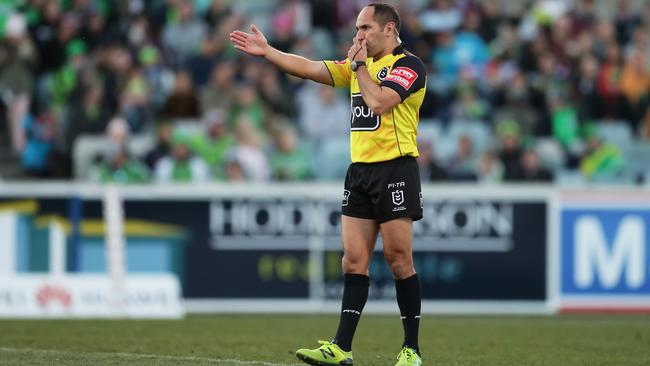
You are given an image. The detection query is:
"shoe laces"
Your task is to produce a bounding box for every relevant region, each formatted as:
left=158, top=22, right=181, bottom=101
left=398, top=347, right=415, bottom=361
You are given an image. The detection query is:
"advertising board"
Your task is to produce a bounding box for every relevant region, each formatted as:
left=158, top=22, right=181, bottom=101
left=559, top=191, right=650, bottom=312
left=1, top=183, right=552, bottom=314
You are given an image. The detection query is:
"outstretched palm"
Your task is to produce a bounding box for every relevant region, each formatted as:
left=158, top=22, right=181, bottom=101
left=229, top=24, right=268, bottom=56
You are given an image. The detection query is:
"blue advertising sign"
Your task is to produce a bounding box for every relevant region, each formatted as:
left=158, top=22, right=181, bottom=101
left=561, top=208, right=650, bottom=297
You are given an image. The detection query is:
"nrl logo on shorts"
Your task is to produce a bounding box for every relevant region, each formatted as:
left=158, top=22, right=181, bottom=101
left=342, top=190, right=350, bottom=206
left=392, top=190, right=404, bottom=206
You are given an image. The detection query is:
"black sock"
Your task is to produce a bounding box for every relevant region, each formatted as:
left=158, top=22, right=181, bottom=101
left=396, top=273, right=421, bottom=355
left=333, top=273, right=369, bottom=352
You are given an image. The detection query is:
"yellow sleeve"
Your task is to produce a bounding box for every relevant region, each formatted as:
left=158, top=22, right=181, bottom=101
left=323, top=59, right=351, bottom=87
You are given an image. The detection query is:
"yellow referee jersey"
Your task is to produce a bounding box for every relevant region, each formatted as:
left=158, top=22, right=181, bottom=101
left=324, top=46, right=427, bottom=163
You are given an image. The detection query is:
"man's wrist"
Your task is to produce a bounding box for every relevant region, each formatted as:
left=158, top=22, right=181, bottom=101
left=350, top=60, right=366, bottom=71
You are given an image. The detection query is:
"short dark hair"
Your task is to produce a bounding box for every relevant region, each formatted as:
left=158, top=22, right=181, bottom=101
left=367, top=2, right=401, bottom=33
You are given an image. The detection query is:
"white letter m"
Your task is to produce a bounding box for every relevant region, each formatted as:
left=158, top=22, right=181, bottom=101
left=575, top=216, right=645, bottom=289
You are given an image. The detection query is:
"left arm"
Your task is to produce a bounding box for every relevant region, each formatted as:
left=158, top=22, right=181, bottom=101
left=350, top=39, right=401, bottom=115
left=356, top=67, right=401, bottom=115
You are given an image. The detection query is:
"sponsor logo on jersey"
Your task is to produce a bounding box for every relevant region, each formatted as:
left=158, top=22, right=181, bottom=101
left=385, top=66, right=418, bottom=90
left=350, top=94, right=380, bottom=131
left=377, top=66, right=389, bottom=80
left=334, top=59, right=347, bottom=64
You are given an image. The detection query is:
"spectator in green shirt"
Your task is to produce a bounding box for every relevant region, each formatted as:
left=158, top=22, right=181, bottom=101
left=269, top=124, right=311, bottom=181
left=187, top=108, right=235, bottom=179
left=155, top=129, right=210, bottom=183
left=91, top=143, right=150, bottom=184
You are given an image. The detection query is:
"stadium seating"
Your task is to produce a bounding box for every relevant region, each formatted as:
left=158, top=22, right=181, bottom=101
left=312, top=137, right=351, bottom=181
left=596, top=120, right=634, bottom=148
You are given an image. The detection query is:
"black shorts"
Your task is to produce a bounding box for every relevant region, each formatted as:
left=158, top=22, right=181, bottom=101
left=341, top=156, right=423, bottom=223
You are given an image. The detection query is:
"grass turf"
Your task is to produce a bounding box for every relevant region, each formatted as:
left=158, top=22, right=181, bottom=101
left=0, top=314, right=649, bottom=365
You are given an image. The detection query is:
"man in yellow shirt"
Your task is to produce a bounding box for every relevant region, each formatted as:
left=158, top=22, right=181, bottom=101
left=230, top=3, right=425, bottom=366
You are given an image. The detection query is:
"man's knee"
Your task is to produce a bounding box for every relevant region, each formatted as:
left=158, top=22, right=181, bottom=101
left=384, top=250, right=415, bottom=279
left=342, top=251, right=369, bottom=274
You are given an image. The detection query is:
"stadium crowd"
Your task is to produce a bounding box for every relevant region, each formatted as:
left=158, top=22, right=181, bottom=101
left=1, top=0, right=649, bottom=184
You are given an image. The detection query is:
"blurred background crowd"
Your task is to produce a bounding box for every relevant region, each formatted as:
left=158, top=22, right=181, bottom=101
left=1, top=0, right=649, bottom=184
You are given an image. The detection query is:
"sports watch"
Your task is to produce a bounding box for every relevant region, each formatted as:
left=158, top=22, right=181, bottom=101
left=350, top=60, right=366, bottom=71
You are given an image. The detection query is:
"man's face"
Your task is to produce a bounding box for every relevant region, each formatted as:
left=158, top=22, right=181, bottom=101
left=355, top=7, right=389, bottom=57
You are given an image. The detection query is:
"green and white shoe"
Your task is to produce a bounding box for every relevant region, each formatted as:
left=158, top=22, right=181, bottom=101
left=395, top=347, right=422, bottom=366
left=295, top=340, right=354, bottom=366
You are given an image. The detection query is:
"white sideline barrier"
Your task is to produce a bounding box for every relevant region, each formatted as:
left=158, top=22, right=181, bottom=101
left=0, top=274, right=184, bottom=319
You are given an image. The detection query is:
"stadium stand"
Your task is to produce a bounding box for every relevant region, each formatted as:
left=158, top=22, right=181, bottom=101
left=1, top=0, right=649, bottom=185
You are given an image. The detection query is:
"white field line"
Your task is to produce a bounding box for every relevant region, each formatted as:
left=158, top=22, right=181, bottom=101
left=0, top=347, right=302, bottom=366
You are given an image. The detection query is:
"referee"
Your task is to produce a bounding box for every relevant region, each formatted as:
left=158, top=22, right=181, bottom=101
left=230, top=3, right=425, bottom=366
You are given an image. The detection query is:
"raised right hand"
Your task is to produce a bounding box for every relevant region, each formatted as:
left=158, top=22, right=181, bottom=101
left=229, top=24, right=268, bottom=57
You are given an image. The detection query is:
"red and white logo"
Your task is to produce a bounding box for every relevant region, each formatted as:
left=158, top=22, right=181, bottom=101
left=36, top=285, right=73, bottom=309
left=385, top=67, right=418, bottom=90
left=334, top=59, right=347, bottom=65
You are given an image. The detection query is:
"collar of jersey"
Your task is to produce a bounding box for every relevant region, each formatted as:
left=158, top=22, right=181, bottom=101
left=392, top=44, right=405, bottom=55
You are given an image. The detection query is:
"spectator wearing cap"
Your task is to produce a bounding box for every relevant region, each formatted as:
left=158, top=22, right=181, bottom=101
left=154, top=129, right=210, bottom=183
left=51, top=39, right=88, bottom=111
left=187, top=108, right=235, bottom=178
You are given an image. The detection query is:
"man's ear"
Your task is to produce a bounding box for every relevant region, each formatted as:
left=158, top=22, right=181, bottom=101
left=385, top=22, right=394, bottom=35
left=385, top=22, right=398, bottom=38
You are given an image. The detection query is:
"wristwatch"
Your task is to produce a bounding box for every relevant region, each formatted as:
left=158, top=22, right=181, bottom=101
left=350, top=60, right=366, bottom=72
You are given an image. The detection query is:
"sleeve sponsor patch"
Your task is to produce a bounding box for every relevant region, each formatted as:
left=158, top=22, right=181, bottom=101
left=334, top=59, right=347, bottom=64
left=385, top=67, right=418, bottom=90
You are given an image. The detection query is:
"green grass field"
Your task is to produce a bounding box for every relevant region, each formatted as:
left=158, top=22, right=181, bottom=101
left=1, top=314, right=649, bottom=365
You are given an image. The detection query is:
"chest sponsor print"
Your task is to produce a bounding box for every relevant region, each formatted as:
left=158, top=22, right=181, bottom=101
left=350, top=93, right=380, bottom=131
